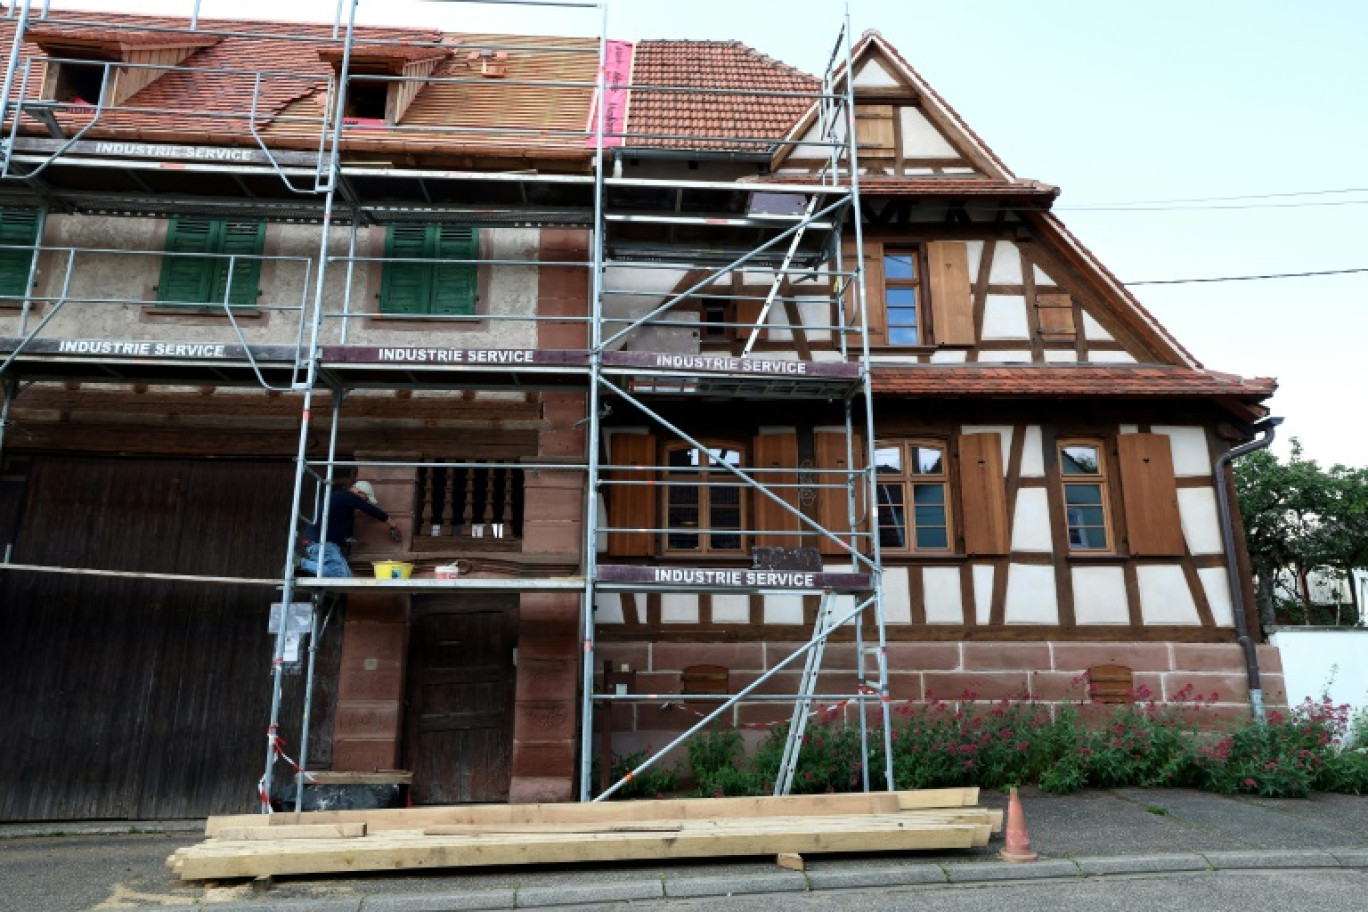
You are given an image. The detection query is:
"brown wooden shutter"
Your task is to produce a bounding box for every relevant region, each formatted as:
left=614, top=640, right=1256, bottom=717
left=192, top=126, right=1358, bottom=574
left=958, top=433, right=1009, bottom=555
left=752, top=431, right=800, bottom=548
left=731, top=296, right=766, bottom=343
left=815, top=430, right=865, bottom=555
left=926, top=241, right=974, bottom=346
left=854, top=104, right=896, bottom=160
left=607, top=432, right=656, bottom=556
left=1117, top=433, right=1186, bottom=556
left=1035, top=293, right=1076, bottom=339
left=842, top=239, right=885, bottom=345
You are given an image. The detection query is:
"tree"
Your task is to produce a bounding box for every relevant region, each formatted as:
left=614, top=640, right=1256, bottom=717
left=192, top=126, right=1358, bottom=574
left=1235, top=441, right=1368, bottom=629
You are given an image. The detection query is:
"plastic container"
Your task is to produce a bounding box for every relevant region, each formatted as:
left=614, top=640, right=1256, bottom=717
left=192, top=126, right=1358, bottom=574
left=372, top=560, right=414, bottom=580
left=434, top=564, right=462, bottom=580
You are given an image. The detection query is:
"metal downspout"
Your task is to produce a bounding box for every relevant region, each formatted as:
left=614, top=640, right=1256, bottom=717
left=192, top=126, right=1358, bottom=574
left=1213, top=415, right=1282, bottom=722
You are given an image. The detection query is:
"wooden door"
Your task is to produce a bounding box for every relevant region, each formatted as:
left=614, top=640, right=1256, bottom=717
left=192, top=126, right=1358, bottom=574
left=405, top=595, right=518, bottom=804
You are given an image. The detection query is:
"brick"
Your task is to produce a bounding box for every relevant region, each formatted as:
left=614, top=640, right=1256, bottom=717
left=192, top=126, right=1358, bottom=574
left=922, top=671, right=1030, bottom=702
left=963, top=643, right=1052, bottom=671
left=514, top=700, right=577, bottom=740
left=1051, top=642, right=1173, bottom=672
left=653, top=642, right=764, bottom=672
left=884, top=642, right=961, bottom=671
left=1162, top=671, right=1250, bottom=704
left=511, top=740, right=575, bottom=778
left=334, top=702, right=401, bottom=740
left=332, top=738, right=400, bottom=772
left=516, top=658, right=579, bottom=702
left=508, top=776, right=574, bottom=804
left=1172, top=643, right=1248, bottom=673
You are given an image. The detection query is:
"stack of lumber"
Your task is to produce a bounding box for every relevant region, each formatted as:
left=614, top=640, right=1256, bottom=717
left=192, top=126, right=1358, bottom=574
left=168, top=788, right=1001, bottom=881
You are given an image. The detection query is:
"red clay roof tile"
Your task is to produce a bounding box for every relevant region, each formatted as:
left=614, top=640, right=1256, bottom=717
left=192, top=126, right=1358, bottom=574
left=872, top=364, right=1276, bottom=400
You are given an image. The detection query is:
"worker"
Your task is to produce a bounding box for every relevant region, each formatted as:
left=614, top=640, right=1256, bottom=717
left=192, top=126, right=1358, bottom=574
left=299, top=469, right=397, bottom=577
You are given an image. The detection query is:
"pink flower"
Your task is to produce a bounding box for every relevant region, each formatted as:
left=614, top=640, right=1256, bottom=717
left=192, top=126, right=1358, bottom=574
left=1244, top=778, right=1256, bottom=787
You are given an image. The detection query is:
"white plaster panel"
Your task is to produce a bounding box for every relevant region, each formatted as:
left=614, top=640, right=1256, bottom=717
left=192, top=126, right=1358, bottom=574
left=1071, top=566, right=1130, bottom=625
left=961, top=426, right=1013, bottom=467
left=979, top=350, right=1033, bottom=363
left=988, top=243, right=1023, bottom=284
left=1004, top=564, right=1059, bottom=624
left=929, top=349, right=967, bottom=363
left=764, top=594, right=805, bottom=625
left=1137, top=565, right=1202, bottom=625
left=1010, top=488, right=1053, bottom=552
left=883, top=566, right=912, bottom=623
left=945, top=167, right=977, bottom=174
left=712, top=593, right=751, bottom=624
left=922, top=567, right=964, bottom=624
left=1178, top=487, right=1225, bottom=555
left=1019, top=425, right=1045, bottom=477
left=965, top=240, right=985, bottom=279
left=1044, top=350, right=1078, bottom=363
left=1119, top=424, right=1140, bottom=435
left=1198, top=567, right=1235, bottom=627
left=596, top=593, right=624, bottom=624
left=972, top=565, right=995, bottom=624
left=796, top=297, right=831, bottom=342
left=1086, top=350, right=1137, bottom=363
left=662, top=593, right=699, bottom=624
left=982, top=295, right=1030, bottom=339
left=1081, top=311, right=1113, bottom=341
left=855, top=59, right=901, bottom=88
left=1032, top=264, right=1052, bottom=284
left=1153, top=425, right=1212, bottom=476
left=898, top=106, right=959, bottom=158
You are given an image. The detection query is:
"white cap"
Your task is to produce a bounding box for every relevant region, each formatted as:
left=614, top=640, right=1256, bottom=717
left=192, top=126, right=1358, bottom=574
left=352, top=480, right=378, bottom=506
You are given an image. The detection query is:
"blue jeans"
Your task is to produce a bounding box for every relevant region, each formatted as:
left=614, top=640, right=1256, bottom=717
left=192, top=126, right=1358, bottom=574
left=300, top=541, right=351, bottom=578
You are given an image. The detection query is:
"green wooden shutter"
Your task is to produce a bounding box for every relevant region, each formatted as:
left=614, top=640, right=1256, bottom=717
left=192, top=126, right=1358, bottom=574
left=158, top=218, right=216, bottom=305
left=431, top=225, right=478, bottom=316
left=380, top=224, right=432, bottom=315
left=0, top=208, right=40, bottom=301
left=207, top=221, right=265, bottom=308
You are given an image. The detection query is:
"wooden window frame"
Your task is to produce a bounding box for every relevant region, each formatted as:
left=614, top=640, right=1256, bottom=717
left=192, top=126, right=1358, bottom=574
left=661, top=439, right=749, bottom=557
left=1058, top=438, right=1113, bottom=553
left=880, top=245, right=924, bottom=347
left=874, top=438, right=954, bottom=555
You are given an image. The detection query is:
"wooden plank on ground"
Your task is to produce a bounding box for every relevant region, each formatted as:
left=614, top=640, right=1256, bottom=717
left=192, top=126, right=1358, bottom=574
left=215, top=823, right=367, bottom=841
left=423, top=822, right=682, bottom=836
left=205, top=788, right=979, bottom=836
left=172, top=813, right=987, bottom=881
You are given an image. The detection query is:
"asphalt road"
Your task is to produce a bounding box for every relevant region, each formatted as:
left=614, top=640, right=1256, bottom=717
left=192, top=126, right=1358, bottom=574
left=625, top=869, right=1368, bottom=912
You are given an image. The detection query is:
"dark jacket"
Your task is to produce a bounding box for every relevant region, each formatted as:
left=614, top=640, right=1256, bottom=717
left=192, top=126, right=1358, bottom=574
left=304, top=488, right=388, bottom=544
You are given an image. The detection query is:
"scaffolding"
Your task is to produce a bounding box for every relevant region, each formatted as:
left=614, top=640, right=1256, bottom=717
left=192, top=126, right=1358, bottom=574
left=0, top=0, right=890, bottom=811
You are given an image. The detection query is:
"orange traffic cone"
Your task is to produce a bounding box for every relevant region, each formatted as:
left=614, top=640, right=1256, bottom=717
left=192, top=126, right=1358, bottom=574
left=998, top=786, right=1039, bottom=862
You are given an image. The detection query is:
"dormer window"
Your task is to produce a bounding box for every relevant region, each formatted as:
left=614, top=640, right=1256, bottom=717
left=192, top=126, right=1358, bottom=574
left=28, top=27, right=219, bottom=109
left=48, top=59, right=107, bottom=106
left=319, top=44, right=450, bottom=127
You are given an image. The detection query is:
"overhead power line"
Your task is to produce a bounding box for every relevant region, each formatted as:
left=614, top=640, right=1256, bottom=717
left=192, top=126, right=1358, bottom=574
left=1061, top=198, right=1368, bottom=212
left=1066, top=186, right=1368, bottom=207
left=1126, top=267, right=1368, bottom=286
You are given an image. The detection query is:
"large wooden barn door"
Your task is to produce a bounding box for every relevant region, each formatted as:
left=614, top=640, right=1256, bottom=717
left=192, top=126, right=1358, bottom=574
left=0, top=455, right=329, bottom=821
left=405, top=595, right=518, bottom=804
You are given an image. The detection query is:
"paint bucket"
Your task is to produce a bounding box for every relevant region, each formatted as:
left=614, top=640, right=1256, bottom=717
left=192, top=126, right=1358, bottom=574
left=373, top=560, right=413, bottom=580
left=435, top=564, right=462, bottom=580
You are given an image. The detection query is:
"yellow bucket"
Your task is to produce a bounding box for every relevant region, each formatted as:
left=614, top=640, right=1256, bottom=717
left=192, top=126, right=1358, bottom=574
left=373, top=560, right=414, bottom=580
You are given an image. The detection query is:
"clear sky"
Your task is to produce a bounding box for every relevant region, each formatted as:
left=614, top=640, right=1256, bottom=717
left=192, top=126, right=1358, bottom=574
left=48, top=0, right=1368, bottom=468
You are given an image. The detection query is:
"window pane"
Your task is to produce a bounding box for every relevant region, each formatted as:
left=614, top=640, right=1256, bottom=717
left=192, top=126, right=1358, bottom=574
left=886, top=288, right=917, bottom=307
left=915, top=525, right=949, bottom=550
left=1067, top=504, right=1105, bottom=527
left=708, top=447, right=742, bottom=471
left=667, top=485, right=699, bottom=549
left=709, top=484, right=742, bottom=551
left=912, top=446, right=944, bottom=475
left=877, top=483, right=906, bottom=549
left=884, top=253, right=916, bottom=280
left=875, top=445, right=902, bottom=474
left=1061, top=445, right=1101, bottom=475
left=668, top=447, right=694, bottom=469
left=1064, top=484, right=1103, bottom=506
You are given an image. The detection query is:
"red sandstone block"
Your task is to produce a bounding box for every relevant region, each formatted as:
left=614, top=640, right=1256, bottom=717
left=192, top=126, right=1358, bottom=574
left=736, top=703, right=794, bottom=727
left=1162, top=671, right=1250, bottom=704
left=518, top=490, right=584, bottom=518
left=342, top=594, right=409, bottom=624
left=334, top=702, right=401, bottom=740
left=597, top=644, right=650, bottom=673
left=518, top=633, right=581, bottom=663
left=883, top=642, right=962, bottom=672
left=634, top=703, right=697, bottom=733
left=521, top=523, right=585, bottom=554
left=332, top=738, right=399, bottom=772
left=1259, top=673, right=1289, bottom=708
left=519, top=593, right=582, bottom=623
left=963, top=643, right=1053, bottom=671
left=509, top=776, right=575, bottom=804
left=1051, top=643, right=1173, bottom=673
left=517, top=658, right=580, bottom=702
left=1029, top=671, right=1093, bottom=702
left=1256, top=645, right=1284, bottom=676
left=511, top=740, right=576, bottom=778
left=539, top=325, right=590, bottom=350
left=336, top=660, right=403, bottom=703
left=515, top=700, right=577, bottom=741
left=604, top=703, right=634, bottom=731
left=338, top=622, right=406, bottom=666
left=922, top=671, right=1031, bottom=702
left=1171, top=644, right=1248, bottom=673
left=633, top=671, right=681, bottom=695
left=885, top=673, right=924, bottom=702
left=653, top=642, right=764, bottom=673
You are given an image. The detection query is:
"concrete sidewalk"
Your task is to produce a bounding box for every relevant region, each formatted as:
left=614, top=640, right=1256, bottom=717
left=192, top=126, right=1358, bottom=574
left=2, top=788, right=1367, bottom=910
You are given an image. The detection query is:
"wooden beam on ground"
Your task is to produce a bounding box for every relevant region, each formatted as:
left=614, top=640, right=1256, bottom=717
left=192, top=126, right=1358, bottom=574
left=776, top=852, right=804, bottom=872
left=216, top=823, right=367, bottom=841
